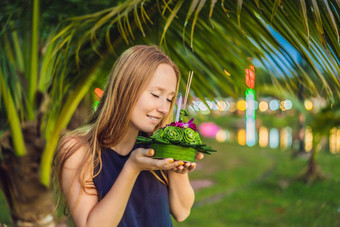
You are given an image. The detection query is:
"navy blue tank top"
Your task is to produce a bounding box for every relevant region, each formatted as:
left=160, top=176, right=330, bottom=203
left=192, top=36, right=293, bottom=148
left=93, top=145, right=173, bottom=227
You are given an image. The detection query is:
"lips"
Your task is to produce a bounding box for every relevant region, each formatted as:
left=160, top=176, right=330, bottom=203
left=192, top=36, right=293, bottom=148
left=147, top=115, right=161, bottom=123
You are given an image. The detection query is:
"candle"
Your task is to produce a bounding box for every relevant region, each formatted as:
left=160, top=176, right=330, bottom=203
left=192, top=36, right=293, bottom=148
left=175, top=94, right=182, bottom=122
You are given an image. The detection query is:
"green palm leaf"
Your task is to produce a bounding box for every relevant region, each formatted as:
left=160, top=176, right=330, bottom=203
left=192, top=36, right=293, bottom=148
left=1, top=0, right=340, bottom=187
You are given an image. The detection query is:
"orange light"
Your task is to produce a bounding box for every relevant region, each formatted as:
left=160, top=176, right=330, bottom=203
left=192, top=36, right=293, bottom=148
left=245, top=64, right=255, bottom=89
left=224, top=69, right=231, bottom=76
left=259, top=127, right=268, bottom=147
left=95, top=88, right=104, bottom=98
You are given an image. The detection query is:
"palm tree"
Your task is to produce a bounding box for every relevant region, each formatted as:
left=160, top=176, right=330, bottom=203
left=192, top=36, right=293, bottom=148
left=306, top=101, right=340, bottom=183
left=1, top=0, right=339, bottom=225
left=0, top=0, right=119, bottom=225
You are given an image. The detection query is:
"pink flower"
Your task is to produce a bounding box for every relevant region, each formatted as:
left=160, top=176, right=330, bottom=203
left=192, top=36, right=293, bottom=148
left=166, top=118, right=198, bottom=131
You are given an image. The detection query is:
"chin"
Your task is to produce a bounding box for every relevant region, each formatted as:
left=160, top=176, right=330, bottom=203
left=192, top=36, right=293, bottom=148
left=140, top=126, right=155, bottom=134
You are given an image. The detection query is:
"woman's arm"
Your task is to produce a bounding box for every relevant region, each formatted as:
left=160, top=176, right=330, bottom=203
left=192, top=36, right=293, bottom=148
left=168, top=152, right=204, bottom=222
left=168, top=169, right=195, bottom=222
left=61, top=147, right=178, bottom=227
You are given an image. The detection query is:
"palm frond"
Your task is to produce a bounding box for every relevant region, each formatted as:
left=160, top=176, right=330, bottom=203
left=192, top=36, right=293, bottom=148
left=40, top=52, right=115, bottom=186
left=0, top=70, right=26, bottom=156
left=2, top=0, right=340, bottom=186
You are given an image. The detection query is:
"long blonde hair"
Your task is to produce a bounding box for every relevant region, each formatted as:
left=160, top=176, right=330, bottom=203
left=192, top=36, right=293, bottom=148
left=53, top=45, right=180, bottom=194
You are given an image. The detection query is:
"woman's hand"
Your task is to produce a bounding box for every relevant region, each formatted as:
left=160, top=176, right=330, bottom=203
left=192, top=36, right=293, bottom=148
left=171, top=162, right=196, bottom=174
left=126, top=148, right=180, bottom=174
left=170, top=152, right=204, bottom=174
left=195, top=152, right=204, bottom=160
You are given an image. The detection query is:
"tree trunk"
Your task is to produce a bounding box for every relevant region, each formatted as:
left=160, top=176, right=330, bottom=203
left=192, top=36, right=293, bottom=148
left=296, top=82, right=306, bottom=156
left=299, top=147, right=327, bottom=184
left=305, top=148, right=317, bottom=179
left=0, top=122, right=57, bottom=227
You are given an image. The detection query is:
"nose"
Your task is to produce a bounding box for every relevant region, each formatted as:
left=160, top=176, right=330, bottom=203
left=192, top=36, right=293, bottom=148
left=157, top=99, right=170, bottom=115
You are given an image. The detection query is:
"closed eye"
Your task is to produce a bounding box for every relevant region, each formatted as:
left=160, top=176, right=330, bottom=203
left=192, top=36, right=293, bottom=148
left=152, top=93, right=173, bottom=103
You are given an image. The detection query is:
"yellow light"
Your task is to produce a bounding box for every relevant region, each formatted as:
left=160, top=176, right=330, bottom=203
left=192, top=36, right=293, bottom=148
left=259, top=101, right=268, bottom=112
left=337, top=129, right=340, bottom=153
left=304, top=126, right=313, bottom=152
left=224, top=69, right=231, bottom=76
left=237, top=100, right=247, bottom=111
left=280, top=101, right=286, bottom=111
left=259, top=127, right=268, bottom=147
left=304, top=100, right=313, bottom=111
left=330, top=128, right=336, bottom=154
left=280, top=128, right=288, bottom=150
left=216, top=129, right=227, bottom=143
left=238, top=129, right=246, bottom=146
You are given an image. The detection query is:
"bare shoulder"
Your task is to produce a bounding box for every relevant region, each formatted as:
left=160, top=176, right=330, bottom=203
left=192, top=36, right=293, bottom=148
left=59, top=136, right=98, bottom=225
left=59, top=135, right=90, bottom=170
left=59, top=135, right=95, bottom=195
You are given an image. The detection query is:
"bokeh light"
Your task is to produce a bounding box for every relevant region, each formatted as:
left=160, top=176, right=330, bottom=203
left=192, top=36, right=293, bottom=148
left=269, top=100, right=280, bottom=111
left=280, top=101, right=286, bottom=111
left=337, top=129, right=340, bottom=153
left=224, top=69, right=231, bottom=76
left=259, top=127, right=269, bottom=147
left=284, top=99, right=292, bottom=110
left=280, top=127, right=292, bottom=150
left=330, top=128, right=337, bottom=154
left=192, top=101, right=200, bottom=111
left=254, top=100, right=259, bottom=110
left=229, top=101, right=237, bottom=112
left=304, top=126, right=313, bottom=151
left=237, top=129, right=246, bottom=146
left=207, top=100, right=218, bottom=111
left=304, top=100, right=313, bottom=111
left=237, top=100, right=247, bottom=111
left=216, top=129, right=227, bottom=142
left=246, top=119, right=256, bottom=146
left=198, top=101, right=211, bottom=114
left=259, top=101, right=268, bottom=112
left=199, top=122, right=221, bottom=138
left=224, top=100, right=230, bottom=111
left=216, top=100, right=227, bottom=111
left=269, top=128, right=279, bottom=148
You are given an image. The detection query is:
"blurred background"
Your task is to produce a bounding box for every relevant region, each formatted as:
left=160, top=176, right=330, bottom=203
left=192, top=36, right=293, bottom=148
left=1, top=0, right=339, bottom=226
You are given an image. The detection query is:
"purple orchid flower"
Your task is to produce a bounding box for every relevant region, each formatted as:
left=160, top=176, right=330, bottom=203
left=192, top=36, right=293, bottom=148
left=166, top=118, right=198, bottom=131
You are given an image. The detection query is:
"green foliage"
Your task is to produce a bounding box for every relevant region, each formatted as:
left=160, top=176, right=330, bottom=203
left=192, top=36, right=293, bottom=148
left=311, top=101, right=340, bottom=136
left=2, top=141, right=339, bottom=226
left=173, top=141, right=340, bottom=226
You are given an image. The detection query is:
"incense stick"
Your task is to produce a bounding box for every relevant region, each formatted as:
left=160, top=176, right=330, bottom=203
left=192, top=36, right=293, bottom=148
left=183, top=71, right=193, bottom=108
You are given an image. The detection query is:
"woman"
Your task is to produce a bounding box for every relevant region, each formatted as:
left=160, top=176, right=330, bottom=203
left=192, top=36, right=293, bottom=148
left=53, top=45, right=203, bottom=227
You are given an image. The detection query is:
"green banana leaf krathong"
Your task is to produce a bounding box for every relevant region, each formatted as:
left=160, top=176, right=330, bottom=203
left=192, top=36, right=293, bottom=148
left=136, top=112, right=216, bottom=162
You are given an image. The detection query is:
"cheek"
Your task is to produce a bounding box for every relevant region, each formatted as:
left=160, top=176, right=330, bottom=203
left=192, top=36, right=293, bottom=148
left=134, top=94, right=153, bottom=113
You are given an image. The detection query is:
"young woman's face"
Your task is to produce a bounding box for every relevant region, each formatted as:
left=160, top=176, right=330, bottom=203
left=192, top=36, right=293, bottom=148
left=130, top=63, right=177, bottom=133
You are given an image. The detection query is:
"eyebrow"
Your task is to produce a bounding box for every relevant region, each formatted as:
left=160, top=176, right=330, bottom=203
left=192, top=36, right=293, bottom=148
left=150, top=86, right=176, bottom=95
